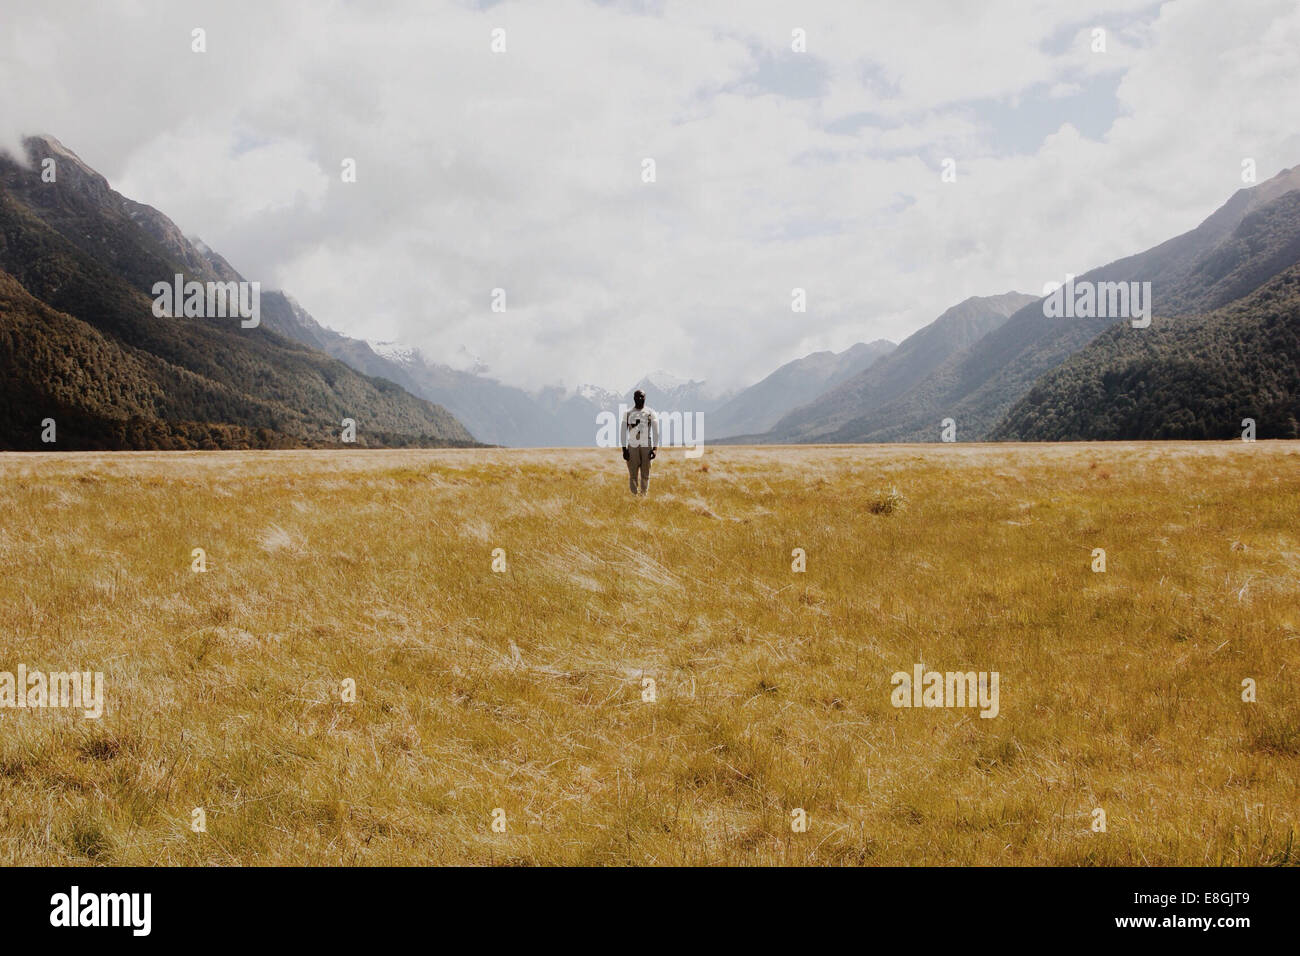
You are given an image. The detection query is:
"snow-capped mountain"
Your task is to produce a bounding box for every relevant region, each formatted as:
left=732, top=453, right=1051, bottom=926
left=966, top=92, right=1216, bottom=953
left=627, top=371, right=735, bottom=414
left=369, top=340, right=421, bottom=365
left=575, top=382, right=621, bottom=405
left=362, top=341, right=630, bottom=446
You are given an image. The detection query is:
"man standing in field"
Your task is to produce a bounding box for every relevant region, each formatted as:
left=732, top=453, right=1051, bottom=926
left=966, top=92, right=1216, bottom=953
left=622, top=389, right=659, bottom=496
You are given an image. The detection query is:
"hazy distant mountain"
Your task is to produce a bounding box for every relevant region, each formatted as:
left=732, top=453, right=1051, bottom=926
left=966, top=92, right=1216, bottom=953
left=0, top=135, right=474, bottom=449
left=797, top=164, right=1300, bottom=443
left=706, top=340, right=896, bottom=439
left=366, top=349, right=731, bottom=447
left=750, top=294, right=1035, bottom=443
left=366, top=342, right=625, bottom=446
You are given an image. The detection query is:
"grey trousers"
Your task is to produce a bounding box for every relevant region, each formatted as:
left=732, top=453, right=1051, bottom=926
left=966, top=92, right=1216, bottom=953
left=627, top=445, right=652, bottom=494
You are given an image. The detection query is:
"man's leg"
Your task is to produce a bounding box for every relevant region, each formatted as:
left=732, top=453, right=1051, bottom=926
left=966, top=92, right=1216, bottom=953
left=639, top=451, right=651, bottom=495
left=626, top=447, right=640, bottom=494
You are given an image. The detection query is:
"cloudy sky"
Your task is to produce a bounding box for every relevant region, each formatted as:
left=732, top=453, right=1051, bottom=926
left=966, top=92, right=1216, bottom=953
left=3, top=0, right=1299, bottom=393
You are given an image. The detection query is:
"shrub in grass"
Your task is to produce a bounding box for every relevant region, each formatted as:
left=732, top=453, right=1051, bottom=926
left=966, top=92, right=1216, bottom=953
left=868, top=487, right=906, bottom=514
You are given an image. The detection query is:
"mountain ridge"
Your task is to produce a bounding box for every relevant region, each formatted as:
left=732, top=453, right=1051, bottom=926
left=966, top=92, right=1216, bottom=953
left=770, top=164, right=1300, bottom=444
left=708, top=339, right=897, bottom=439
left=0, top=134, right=475, bottom=449
left=747, top=292, right=1035, bottom=443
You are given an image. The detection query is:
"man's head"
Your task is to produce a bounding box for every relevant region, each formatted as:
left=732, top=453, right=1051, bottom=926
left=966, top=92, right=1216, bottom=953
left=633, top=389, right=646, bottom=409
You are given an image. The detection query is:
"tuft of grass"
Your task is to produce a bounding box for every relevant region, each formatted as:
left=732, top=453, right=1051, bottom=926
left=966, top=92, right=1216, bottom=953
left=64, top=817, right=116, bottom=861
left=1248, top=716, right=1300, bottom=756
left=868, top=486, right=907, bottom=514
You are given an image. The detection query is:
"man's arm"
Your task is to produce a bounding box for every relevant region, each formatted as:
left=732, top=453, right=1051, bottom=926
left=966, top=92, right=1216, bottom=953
left=620, top=410, right=629, bottom=458
left=651, top=411, right=660, bottom=455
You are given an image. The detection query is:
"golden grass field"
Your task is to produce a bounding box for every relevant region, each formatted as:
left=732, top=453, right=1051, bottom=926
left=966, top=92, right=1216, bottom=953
left=0, top=442, right=1297, bottom=866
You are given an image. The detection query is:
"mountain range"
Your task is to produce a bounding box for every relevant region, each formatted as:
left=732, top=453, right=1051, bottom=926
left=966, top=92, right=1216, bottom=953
left=727, top=165, right=1300, bottom=444
left=3, top=134, right=1298, bottom=449
left=707, top=340, right=897, bottom=439
left=744, top=293, right=1035, bottom=443
left=1, top=135, right=825, bottom=450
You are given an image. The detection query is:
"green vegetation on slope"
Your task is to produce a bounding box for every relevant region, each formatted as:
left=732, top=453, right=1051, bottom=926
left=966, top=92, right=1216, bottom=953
left=993, top=265, right=1300, bottom=441
left=0, top=142, right=474, bottom=450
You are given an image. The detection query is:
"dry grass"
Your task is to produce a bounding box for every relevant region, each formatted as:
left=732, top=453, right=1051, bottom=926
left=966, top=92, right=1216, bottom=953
left=0, top=442, right=1297, bottom=866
